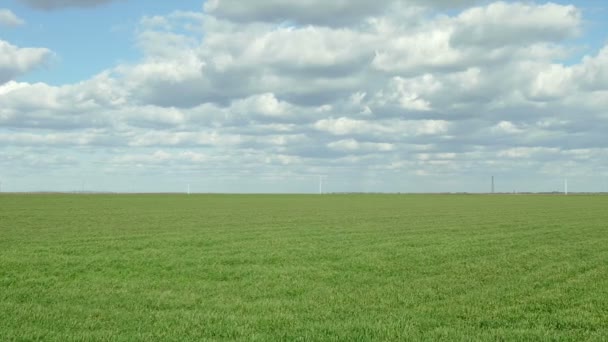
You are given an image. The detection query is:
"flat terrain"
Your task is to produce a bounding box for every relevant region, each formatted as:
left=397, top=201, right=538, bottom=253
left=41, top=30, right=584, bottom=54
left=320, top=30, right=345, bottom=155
left=1, top=194, right=607, bottom=340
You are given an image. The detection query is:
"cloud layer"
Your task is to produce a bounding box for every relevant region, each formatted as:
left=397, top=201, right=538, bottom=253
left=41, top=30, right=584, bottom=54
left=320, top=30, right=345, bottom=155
left=204, top=0, right=482, bottom=26
left=1, top=1, right=607, bottom=192
left=17, top=0, right=119, bottom=10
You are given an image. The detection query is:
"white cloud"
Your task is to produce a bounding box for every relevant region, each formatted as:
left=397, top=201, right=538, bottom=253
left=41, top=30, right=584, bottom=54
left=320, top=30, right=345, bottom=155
left=491, top=121, right=523, bottom=134
left=0, top=41, right=52, bottom=84
left=314, top=117, right=449, bottom=137
left=0, top=130, right=113, bottom=147
left=231, top=93, right=291, bottom=118
left=127, top=131, right=243, bottom=148
left=451, top=2, right=580, bottom=47
left=576, top=45, right=608, bottom=91
left=328, top=139, right=395, bottom=153
left=528, top=64, right=574, bottom=101
left=372, top=2, right=580, bottom=74
left=0, top=9, right=25, bottom=26
left=3, top=1, right=608, bottom=192
left=498, top=147, right=560, bottom=159
left=375, top=76, right=438, bottom=111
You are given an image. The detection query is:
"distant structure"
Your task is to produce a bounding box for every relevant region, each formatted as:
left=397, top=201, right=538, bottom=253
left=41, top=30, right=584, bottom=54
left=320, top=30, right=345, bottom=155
left=491, top=176, right=495, bottom=194
left=565, top=178, right=568, bottom=196
left=318, top=175, right=327, bottom=195
left=319, top=176, right=323, bottom=194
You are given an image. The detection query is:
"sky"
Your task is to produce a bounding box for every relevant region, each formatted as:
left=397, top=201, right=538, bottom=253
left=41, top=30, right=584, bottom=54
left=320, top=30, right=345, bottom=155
left=1, top=0, right=607, bottom=193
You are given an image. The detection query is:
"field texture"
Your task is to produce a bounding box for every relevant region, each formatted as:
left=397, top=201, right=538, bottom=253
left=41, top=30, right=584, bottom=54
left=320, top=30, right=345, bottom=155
left=1, top=194, right=607, bottom=340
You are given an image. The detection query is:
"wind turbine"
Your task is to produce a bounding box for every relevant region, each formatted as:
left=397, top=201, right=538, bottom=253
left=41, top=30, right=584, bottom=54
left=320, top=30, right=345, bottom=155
left=319, top=175, right=327, bottom=194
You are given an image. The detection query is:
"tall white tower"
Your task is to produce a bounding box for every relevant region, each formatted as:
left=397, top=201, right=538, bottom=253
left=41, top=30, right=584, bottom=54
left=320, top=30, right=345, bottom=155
left=319, top=175, right=323, bottom=194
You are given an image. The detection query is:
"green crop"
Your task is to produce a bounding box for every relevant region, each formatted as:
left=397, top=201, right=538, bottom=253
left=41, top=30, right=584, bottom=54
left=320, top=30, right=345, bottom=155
left=1, top=194, right=607, bottom=341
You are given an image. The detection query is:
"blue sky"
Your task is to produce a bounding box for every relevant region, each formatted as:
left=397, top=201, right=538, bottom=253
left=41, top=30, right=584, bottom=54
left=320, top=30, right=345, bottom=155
left=1, top=0, right=608, bottom=193
left=4, top=0, right=204, bottom=84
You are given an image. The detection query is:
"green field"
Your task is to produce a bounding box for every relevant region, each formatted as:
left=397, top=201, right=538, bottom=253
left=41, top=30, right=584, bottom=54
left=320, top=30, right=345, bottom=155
left=1, top=194, right=607, bottom=340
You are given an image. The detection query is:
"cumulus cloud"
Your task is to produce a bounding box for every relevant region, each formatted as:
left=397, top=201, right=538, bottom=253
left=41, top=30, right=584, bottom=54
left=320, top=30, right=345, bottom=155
left=3, top=1, right=608, bottom=192
left=314, top=117, right=449, bottom=137
left=576, top=45, right=608, bottom=91
left=0, top=41, right=52, bottom=84
left=451, top=2, right=581, bottom=48
left=328, top=139, right=395, bottom=153
left=373, top=2, right=580, bottom=74
left=0, top=9, right=25, bottom=26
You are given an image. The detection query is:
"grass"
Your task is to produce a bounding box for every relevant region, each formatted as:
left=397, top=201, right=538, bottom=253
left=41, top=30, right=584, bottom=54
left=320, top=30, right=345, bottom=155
left=1, top=194, right=607, bottom=341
